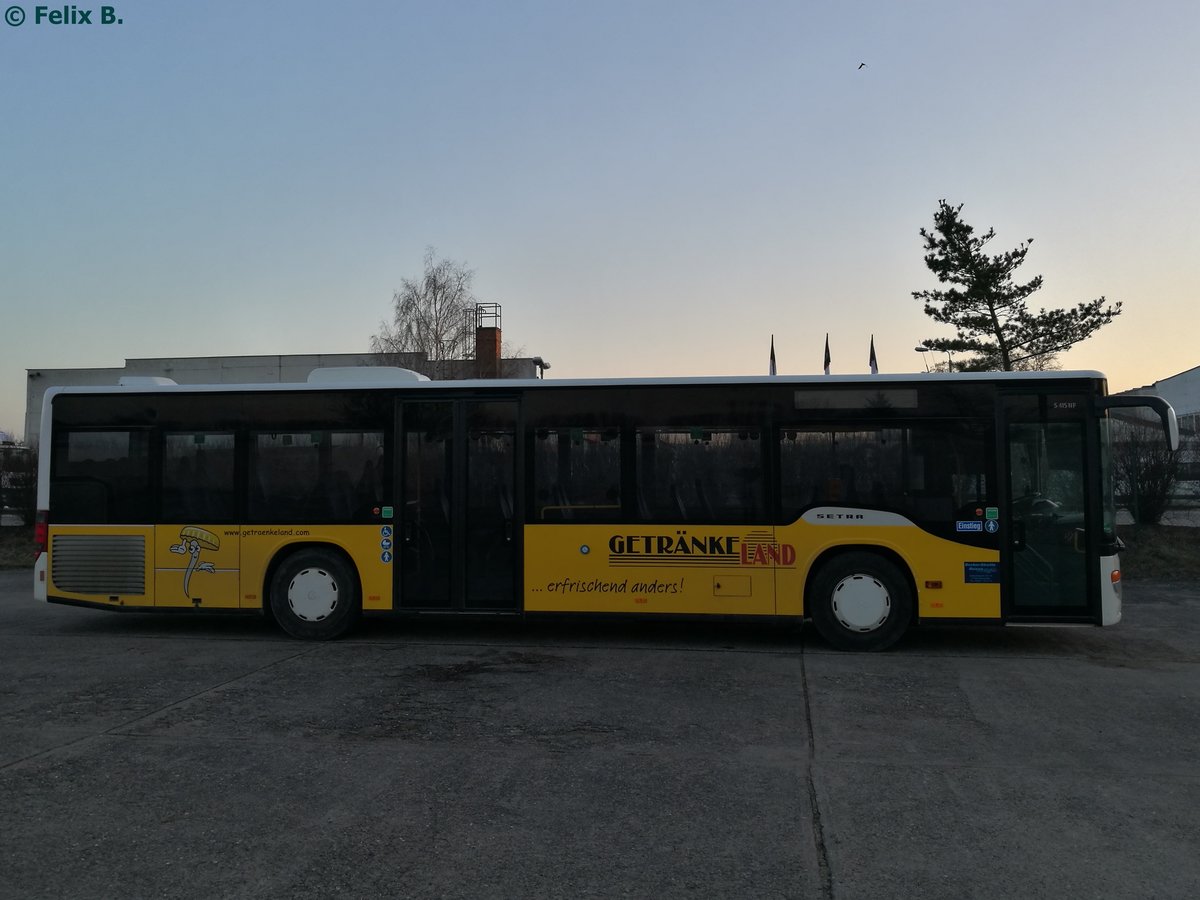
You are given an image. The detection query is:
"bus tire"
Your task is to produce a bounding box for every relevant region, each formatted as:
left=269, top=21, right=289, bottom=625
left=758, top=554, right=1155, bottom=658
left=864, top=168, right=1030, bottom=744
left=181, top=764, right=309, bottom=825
left=269, top=549, right=361, bottom=640
left=808, top=552, right=912, bottom=652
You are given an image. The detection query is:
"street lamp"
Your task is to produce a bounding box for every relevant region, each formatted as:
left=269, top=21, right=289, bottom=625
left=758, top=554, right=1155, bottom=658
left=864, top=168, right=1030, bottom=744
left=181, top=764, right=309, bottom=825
left=915, top=345, right=953, bottom=372
left=914, top=346, right=931, bottom=372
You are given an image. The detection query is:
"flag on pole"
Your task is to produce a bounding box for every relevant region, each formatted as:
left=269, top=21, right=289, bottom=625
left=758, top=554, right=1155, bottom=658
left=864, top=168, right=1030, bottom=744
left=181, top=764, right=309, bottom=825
left=769, top=335, right=777, bottom=376
left=823, top=334, right=831, bottom=375
left=869, top=335, right=878, bottom=375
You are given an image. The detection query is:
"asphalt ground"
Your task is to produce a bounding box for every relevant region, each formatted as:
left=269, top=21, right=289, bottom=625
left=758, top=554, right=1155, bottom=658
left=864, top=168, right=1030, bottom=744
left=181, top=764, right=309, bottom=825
left=1, top=570, right=1197, bottom=900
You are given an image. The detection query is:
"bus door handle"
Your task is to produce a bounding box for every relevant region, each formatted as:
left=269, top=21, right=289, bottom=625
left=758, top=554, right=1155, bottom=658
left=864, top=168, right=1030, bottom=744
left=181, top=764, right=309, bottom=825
left=504, top=520, right=513, bottom=543
left=403, top=522, right=414, bottom=544
left=1012, top=521, right=1026, bottom=552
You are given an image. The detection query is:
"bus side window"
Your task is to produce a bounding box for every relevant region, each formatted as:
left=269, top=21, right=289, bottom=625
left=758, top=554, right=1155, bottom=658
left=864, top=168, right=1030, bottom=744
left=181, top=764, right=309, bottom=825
left=905, top=423, right=991, bottom=522
left=249, top=430, right=384, bottom=523
left=162, top=432, right=235, bottom=523
left=51, top=430, right=152, bottom=524
left=778, top=424, right=990, bottom=524
left=638, top=428, right=763, bottom=523
left=532, top=428, right=621, bottom=522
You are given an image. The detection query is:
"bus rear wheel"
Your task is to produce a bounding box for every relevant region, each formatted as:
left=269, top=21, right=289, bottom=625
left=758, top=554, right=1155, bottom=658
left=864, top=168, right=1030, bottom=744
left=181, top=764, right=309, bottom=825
left=808, top=552, right=912, bottom=652
left=269, top=549, right=360, bottom=640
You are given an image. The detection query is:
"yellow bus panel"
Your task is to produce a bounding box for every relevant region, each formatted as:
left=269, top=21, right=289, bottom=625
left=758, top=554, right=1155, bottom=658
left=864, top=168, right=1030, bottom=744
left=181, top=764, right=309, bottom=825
left=154, top=525, right=241, bottom=609
left=525, top=515, right=1001, bottom=621
left=238, top=525, right=394, bottom=612
left=524, top=524, right=781, bottom=615
left=774, top=516, right=1001, bottom=620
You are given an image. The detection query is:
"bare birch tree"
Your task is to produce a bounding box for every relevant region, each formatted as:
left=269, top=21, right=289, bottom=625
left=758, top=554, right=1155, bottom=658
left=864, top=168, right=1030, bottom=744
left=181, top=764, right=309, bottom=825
left=370, top=248, right=477, bottom=377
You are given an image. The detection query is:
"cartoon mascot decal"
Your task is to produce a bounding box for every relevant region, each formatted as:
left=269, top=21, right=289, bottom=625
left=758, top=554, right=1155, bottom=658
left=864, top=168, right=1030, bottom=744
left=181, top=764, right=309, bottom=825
left=170, top=526, right=219, bottom=598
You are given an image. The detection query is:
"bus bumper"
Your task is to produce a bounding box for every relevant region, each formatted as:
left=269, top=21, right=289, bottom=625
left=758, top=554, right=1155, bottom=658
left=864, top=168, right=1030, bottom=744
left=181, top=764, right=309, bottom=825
left=33, top=553, right=47, bottom=603
left=1100, top=554, right=1121, bottom=626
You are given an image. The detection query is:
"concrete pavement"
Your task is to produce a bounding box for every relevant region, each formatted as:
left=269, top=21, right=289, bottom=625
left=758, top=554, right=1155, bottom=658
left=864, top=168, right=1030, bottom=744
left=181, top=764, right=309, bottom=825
left=1, top=570, right=1197, bottom=898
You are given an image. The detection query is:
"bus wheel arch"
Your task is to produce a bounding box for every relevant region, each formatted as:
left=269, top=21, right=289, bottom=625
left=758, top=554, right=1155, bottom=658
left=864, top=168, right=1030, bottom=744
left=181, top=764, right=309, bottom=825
left=805, top=546, right=916, bottom=652
left=266, top=543, right=362, bottom=640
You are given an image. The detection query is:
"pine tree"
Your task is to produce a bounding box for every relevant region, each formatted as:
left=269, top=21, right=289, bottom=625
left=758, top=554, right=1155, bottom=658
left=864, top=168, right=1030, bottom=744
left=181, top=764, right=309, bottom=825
left=913, top=201, right=1121, bottom=371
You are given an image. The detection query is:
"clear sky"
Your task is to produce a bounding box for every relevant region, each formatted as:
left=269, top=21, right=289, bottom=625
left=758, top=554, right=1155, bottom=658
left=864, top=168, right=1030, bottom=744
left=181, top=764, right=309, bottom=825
left=2, top=0, right=1197, bottom=439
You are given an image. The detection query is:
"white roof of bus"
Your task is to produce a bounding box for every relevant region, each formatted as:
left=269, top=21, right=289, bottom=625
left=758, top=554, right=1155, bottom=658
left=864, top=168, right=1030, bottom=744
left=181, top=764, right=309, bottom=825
left=44, top=369, right=1109, bottom=398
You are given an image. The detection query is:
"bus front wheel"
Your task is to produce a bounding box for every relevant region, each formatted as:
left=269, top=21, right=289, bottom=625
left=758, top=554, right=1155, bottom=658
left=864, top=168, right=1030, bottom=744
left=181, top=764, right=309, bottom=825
left=808, top=552, right=912, bottom=652
left=269, top=549, right=361, bottom=640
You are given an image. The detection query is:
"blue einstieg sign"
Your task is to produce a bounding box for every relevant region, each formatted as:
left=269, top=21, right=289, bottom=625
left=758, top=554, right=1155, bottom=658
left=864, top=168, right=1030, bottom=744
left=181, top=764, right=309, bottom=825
left=964, top=562, right=1000, bottom=584
left=956, top=521, right=984, bottom=532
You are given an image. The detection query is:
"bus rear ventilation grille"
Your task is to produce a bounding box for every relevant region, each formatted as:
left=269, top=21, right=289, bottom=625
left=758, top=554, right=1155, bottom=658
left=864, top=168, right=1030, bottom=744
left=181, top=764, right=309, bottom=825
left=51, top=534, right=146, bottom=596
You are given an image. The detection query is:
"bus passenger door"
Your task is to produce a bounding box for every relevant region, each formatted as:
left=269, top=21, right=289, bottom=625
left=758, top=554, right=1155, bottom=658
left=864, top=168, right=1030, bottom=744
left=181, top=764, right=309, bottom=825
left=398, top=402, right=454, bottom=609
left=1001, top=395, right=1094, bottom=618
left=463, top=401, right=519, bottom=610
left=397, top=400, right=518, bottom=611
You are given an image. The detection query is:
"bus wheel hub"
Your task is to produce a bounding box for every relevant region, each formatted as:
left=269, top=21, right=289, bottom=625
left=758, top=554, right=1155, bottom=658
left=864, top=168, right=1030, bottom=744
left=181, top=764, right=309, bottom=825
left=288, top=568, right=338, bottom=622
left=831, top=575, right=891, bottom=632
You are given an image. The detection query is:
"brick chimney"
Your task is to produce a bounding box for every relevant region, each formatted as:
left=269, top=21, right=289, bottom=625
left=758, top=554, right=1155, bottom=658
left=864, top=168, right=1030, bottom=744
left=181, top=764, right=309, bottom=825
left=475, top=304, right=501, bottom=378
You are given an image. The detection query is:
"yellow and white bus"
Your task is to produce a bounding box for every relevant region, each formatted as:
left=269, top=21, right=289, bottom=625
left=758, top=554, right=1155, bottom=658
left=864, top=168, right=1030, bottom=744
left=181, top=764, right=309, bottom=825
left=33, top=368, right=1178, bottom=650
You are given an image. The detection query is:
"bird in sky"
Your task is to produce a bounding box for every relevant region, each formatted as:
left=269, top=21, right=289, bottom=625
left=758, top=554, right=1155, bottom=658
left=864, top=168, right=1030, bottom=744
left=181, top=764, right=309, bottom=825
left=858, top=62, right=867, bottom=69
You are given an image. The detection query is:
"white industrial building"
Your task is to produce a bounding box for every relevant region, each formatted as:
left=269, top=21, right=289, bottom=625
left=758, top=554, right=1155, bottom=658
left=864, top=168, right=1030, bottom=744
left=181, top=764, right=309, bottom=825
left=25, top=350, right=548, bottom=445
left=23, top=303, right=551, bottom=441
left=1120, top=365, right=1200, bottom=434
left=1118, top=366, right=1200, bottom=502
